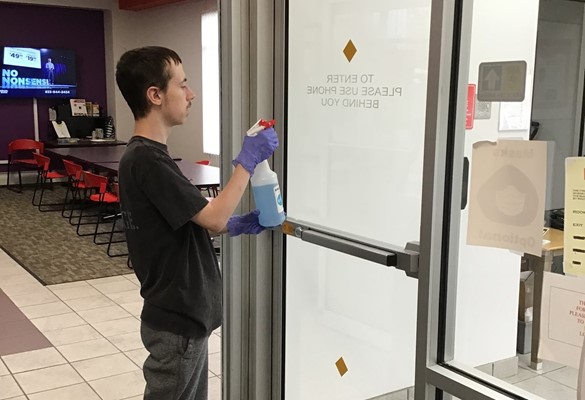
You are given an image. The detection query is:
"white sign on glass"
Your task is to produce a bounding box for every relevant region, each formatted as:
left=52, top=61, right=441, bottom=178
left=565, top=157, right=585, bottom=276
left=287, top=0, right=431, bottom=246
left=540, top=272, right=585, bottom=368
left=467, top=140, right=547, bottom=256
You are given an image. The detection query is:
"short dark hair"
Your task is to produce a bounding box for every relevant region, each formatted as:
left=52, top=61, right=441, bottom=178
left=115, top=46, right=182, bottom=119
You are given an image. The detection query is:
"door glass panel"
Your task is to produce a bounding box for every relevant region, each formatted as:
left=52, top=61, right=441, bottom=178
left=286, top=0, right=431, bottom=244
left=285, top=0, right=431, bottom=398
left=445, top=0, right=583, bottom=399
left=285, top=240, right=417, bottom=399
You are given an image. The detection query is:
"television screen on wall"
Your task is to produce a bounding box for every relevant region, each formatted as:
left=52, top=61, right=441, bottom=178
left=0, top=47, right=77, bottom=98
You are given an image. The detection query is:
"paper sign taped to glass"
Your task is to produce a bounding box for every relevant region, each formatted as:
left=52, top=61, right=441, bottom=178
left=539, top=271, right=585, bottom=368
left=564, top=157, right=585, bottom=276
left=467, top=140, right=547, bottom=256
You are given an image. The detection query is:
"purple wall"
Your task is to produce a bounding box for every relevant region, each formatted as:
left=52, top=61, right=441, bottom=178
left=0, top=3, right=107, bottom=162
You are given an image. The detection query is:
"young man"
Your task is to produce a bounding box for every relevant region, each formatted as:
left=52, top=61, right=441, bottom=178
left=115, top=46, right=279, bottom=400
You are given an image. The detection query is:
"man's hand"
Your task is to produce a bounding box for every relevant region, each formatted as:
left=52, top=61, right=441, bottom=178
left=226, top=209, right=265, bottom=236
left=232, top=127, right=279, bottom=175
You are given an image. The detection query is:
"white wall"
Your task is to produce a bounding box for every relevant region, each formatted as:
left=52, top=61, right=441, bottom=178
left=108, top=0, right=219, bottom=164
left=1, top=0, right=219, bottom=165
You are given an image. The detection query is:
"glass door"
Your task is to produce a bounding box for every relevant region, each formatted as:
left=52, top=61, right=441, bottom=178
left=282, top=0, right=431, bottom=398
left=281, top=0, right=585, bottom=398
left=219, top=0, right=585, bottom=398
left=416, top=0, right=585, bottom=399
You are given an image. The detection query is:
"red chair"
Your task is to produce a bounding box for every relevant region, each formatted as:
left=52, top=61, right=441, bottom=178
left=76, top=172, right=121, bottom=244
left=61, top=159, right=88, bottom=222
left=195, top=160, right=219, bottom=197
left=7, top=139, right=44, bottom=192
left=31, top=153, right=67, bottom=212
left=106, top=183, right=128, bottom=257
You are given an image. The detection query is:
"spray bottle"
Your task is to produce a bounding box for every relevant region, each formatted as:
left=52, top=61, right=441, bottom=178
left=247, top=119, right=285, bottom=227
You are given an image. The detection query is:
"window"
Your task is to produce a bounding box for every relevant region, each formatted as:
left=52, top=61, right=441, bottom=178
left=201, top=11, right=220, bottom=155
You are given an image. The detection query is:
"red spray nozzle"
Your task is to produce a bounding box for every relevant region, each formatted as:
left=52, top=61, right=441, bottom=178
left=259, top=119, right=276, bottom=128
left=247, top=119, right=276, bottom=136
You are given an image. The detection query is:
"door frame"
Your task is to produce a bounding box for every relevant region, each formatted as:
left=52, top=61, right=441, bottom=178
left=413, top=0, right=499, bottom=398
left=220, top=0, right=285, bottom=399
left=416, top=0, right=546, bottom=398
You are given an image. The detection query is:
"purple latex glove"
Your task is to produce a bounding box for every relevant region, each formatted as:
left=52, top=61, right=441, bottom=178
left=232, top=127, right=279, bottom=175
left=227, top=209, right=265, bottom=237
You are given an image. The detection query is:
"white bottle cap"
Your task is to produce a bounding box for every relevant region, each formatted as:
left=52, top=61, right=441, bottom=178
left=246, top=119, right=264, bottom=137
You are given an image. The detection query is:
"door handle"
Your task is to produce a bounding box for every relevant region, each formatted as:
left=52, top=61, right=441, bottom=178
left=461, top=156, right=469, bottom=210
left=279, top=218, right=419, bottom=278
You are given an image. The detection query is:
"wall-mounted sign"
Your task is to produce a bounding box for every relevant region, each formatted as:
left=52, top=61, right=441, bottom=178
left=474, top=99, right=491, bottom=120
left=498, top=101, right=531, bottom=132
left=477, top=61, right=527, bottom=102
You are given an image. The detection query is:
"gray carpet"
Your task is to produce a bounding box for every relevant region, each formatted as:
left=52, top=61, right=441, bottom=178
left=0, top=184, right=130, bottom=285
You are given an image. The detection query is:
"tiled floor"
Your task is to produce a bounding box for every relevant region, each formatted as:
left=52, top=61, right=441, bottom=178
left=0, top=289, right=52, bottom=356
left=1, top=243, right=580, bottom=400
left=0, top=248, right=222, bottom=400
left=505, top=354, right=578, bottom=399
left=378, top=356, right=578, bottom=400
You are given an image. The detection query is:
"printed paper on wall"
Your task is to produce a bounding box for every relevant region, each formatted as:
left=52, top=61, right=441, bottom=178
left=565, top=157, right=585, bottom=276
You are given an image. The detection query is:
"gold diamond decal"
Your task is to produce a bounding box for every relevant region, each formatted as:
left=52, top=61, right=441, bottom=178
left=343, top=40, right=357, bottom=62
left=335, top=357, right=348, bottom=377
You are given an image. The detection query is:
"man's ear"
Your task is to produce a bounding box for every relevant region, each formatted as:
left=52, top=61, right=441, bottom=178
left=146, top=86, right=162, bottom=106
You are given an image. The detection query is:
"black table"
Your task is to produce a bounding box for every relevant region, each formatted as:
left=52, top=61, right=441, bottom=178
left=43, top=139, right=127, bottom=148
left=46, top=146, right=128, bottom=164
left=95, top=160, right=220, bottom=188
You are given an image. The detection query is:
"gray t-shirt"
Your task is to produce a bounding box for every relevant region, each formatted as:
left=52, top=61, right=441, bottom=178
left=119, top=136, right=221, bottom=337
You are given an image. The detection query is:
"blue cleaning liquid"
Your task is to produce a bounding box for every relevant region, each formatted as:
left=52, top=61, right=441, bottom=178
left=252, top=183, right=285, bottom=227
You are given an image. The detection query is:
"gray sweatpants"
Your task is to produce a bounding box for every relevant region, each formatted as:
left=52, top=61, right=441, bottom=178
left=141, top=322, right=209, bottom=400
